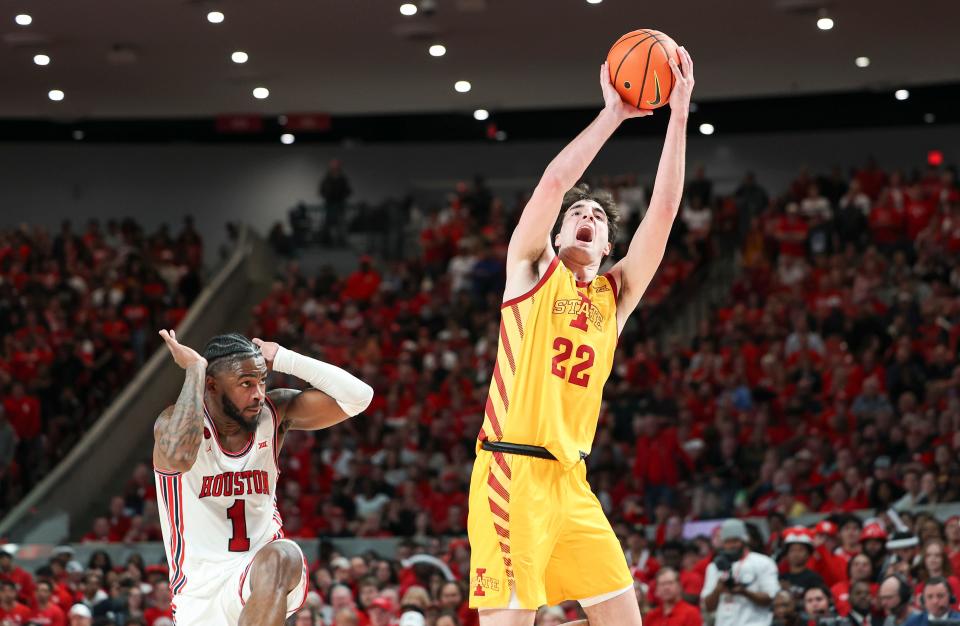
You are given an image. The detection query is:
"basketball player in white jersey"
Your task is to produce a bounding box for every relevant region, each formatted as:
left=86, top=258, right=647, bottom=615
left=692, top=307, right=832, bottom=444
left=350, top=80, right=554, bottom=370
left=153, top=330, right=373, bottom=626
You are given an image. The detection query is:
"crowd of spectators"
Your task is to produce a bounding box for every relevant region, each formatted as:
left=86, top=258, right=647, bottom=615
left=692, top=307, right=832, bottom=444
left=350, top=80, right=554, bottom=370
left=70, top=155, right=960, bottom=625
left=0, top=217, right=203, bottom=514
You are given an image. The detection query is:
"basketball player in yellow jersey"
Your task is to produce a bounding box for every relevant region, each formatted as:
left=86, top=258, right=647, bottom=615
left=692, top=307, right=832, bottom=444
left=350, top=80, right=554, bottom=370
left=468, top=48, right=694, bottom=626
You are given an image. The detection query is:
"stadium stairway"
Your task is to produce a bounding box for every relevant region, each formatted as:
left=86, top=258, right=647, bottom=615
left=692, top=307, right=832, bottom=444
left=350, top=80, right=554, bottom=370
left=0, top=226, right=276, bottom=544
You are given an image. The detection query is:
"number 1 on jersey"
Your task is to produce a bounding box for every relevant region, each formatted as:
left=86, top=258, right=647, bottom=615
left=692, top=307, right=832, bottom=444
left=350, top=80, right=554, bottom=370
left=227, top=499, right=250, bottom=552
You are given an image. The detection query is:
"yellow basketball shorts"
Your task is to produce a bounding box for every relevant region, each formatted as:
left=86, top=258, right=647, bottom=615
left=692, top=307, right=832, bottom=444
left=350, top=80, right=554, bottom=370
left=467, top=448, right=633, bottom=610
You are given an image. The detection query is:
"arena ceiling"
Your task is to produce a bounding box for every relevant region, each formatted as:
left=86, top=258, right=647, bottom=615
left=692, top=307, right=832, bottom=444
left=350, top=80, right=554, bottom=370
left=1, top=0, right=958, bottom=119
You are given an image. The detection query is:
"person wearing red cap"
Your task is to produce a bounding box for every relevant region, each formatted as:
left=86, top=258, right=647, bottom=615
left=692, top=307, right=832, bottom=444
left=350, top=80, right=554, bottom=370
left=808, top=519, right=848, bottom=588
left=367, top=596, right=395, bottom=626
left=861, top=524, right=889, bottom=566
left=779, top=528, right=826, bottom=602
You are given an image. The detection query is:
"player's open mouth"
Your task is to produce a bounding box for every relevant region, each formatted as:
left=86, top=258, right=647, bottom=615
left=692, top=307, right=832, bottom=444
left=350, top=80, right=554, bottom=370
left=576, top=225, right=594, bottom=243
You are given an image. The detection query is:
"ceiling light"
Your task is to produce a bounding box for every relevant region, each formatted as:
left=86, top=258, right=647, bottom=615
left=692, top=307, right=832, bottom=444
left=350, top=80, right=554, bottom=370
left=473, top=109, right=489, bottom=121
left=454, top=80, right=471, bottom=93
left=72, top=130, right=84, bottom=141
left=14, top=14, right=32, bottom=26
left=48, top=89, right=64, bottom=102
left=33, top=54, right=50, bottom=66
left=817, top=17, right=834, bottom=30
left=281, top=134, right=295, bottom=145
left=924, top=113, right=935, bottom=124
left=207, top=11, right=225, bottom=24
left=252, top=87, right=270, bottom=99
left=587, top=0, right=603, bottom=4
left=894, top=89, right=909, bottom=101
left=429, top=44, right=446, bottom=57
left=855, top=56, right=870, bottom=68
left=699, top=123, right=714, bottom=136
left=400, top=3, right=418, bottom=16
left=231, top=51, right=249, bottom=64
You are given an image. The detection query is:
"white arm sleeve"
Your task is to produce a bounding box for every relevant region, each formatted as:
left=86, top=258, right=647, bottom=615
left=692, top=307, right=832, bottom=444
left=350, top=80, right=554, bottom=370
left=272, top=346, right=373, bottom=417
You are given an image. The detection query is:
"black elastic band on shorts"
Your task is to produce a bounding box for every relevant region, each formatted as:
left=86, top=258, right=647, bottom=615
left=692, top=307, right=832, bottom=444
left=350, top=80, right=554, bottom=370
left=481, top=440, right=558, bottom=460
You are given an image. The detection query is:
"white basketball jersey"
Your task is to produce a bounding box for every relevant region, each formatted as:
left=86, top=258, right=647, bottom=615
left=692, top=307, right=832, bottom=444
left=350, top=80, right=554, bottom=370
left=154, top=398, right=284, bottom=597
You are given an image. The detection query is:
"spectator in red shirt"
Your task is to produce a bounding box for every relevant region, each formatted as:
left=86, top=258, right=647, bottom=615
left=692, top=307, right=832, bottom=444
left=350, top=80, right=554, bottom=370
left=834, top=516, right=863, bottom=567
left=2, top=382, right=41, bottom=490
left=80, top=518, right=117, bottom=543
left=832, top=553, right=875, bottom=616
left=341, top=256, right=382, bottom=302
left=0, top=579, right=32, bottom=625
left=0, top=551, right=35, bottom=608
left=774, top=203, right=810, bottom=259
left=633, top=415, right=692, bottom=513
left=143, top=584, right=173, bottom=626
left=31, top=580, right=66, bottom=626
left=645, top=567, right=702, bottom=626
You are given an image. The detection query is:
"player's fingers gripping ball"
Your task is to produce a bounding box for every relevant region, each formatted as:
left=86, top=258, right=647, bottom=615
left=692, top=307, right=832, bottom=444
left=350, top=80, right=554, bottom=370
left=607, top=29, right=680, bottom=110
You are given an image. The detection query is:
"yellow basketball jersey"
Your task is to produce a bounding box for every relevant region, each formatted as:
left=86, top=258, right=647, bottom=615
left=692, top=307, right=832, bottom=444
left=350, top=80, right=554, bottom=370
left=477, top=256, right=619, bottom=470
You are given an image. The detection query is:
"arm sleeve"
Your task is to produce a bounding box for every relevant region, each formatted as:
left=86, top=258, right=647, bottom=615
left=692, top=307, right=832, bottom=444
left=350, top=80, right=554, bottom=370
left=272, top=346, right=373, bottom=417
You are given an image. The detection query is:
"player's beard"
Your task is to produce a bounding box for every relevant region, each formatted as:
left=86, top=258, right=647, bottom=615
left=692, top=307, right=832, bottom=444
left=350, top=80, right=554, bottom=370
left=221, top=394, right=260, bottom=434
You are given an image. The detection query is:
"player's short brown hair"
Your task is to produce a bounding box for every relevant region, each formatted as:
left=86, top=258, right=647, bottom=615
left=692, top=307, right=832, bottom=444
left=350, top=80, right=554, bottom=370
left=556, top=183, right=620, bottom=246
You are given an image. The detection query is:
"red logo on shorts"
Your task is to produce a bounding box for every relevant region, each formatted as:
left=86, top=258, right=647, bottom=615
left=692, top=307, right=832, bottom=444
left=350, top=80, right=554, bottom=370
left=474, top=568, right=487, bottom=596
left=258, top=441, right=268, bottom=449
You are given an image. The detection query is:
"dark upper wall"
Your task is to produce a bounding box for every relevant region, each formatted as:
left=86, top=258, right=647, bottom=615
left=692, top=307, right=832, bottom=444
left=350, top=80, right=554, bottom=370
left=1, top=124, right=956, bottom=258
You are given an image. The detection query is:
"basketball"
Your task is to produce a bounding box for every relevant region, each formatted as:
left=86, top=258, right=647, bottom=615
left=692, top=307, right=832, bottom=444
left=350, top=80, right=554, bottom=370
left=607, top=29, right=680, bottom=110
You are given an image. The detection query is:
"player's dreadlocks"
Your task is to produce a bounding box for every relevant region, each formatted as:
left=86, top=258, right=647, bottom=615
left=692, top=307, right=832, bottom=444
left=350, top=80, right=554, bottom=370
left=202, top=333, right=261, bottom=375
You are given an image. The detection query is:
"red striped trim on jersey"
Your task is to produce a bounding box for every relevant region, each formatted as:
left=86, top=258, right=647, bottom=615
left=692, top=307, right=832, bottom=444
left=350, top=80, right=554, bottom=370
left=154, top=467, right=181, bottom=476
left=265, top=394, right=282, bottom=474
left=492, top=450, right=511, bottom=479
left=159, top=474, right=188, bottom=595
left=498, top=322, right=516, bottom=375
left=238, top=559, right=255, bottom=607
left=602, top=271, right=619, bottom=305
left=510, top=304, right=524, bottom=340
left=203, top=407, right=255, bottom=458
left=488, top=498, right=509, bottom=522
left=501, top=255, right=560, bottom=309
left=272, top=495, right=285, bottom=540
left=292, top=552, right=309, bottom=614
left=484, top=397, right=503, bottom=439
left=487, top=472, right=510, bottom=503
left=491, top=363, right=510, bottom=411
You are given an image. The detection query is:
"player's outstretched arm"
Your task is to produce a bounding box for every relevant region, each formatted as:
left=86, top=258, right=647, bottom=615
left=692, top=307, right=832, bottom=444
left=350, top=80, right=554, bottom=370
left=153, top=329, right=207, bottom=473
left=505, top=63, right=652, bottom=287
left=253, top=338, right=373, bottom=432
left=609, top=47, right=695, bottom=330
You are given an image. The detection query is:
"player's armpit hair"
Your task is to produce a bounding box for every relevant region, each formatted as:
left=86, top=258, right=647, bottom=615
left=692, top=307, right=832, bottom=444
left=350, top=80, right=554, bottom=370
left=555, top=183, right=621, bottom=244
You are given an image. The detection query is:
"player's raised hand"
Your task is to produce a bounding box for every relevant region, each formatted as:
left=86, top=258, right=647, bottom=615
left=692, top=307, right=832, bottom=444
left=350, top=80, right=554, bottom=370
left=600, top=61, right=653, bottom=121
left=251, top=338, right=280, bottom=370
left=158, top=329, right=207, bottom=370
left=668, top=46, right=695, bottom=114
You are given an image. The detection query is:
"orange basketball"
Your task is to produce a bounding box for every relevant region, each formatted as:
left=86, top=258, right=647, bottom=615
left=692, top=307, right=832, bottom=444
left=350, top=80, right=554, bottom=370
left=607, top=29, right=680, bottom=110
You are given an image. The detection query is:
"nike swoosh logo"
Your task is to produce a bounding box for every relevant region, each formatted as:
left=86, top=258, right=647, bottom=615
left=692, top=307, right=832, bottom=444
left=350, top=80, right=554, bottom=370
left=646, top=72, right=662, bottom=106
